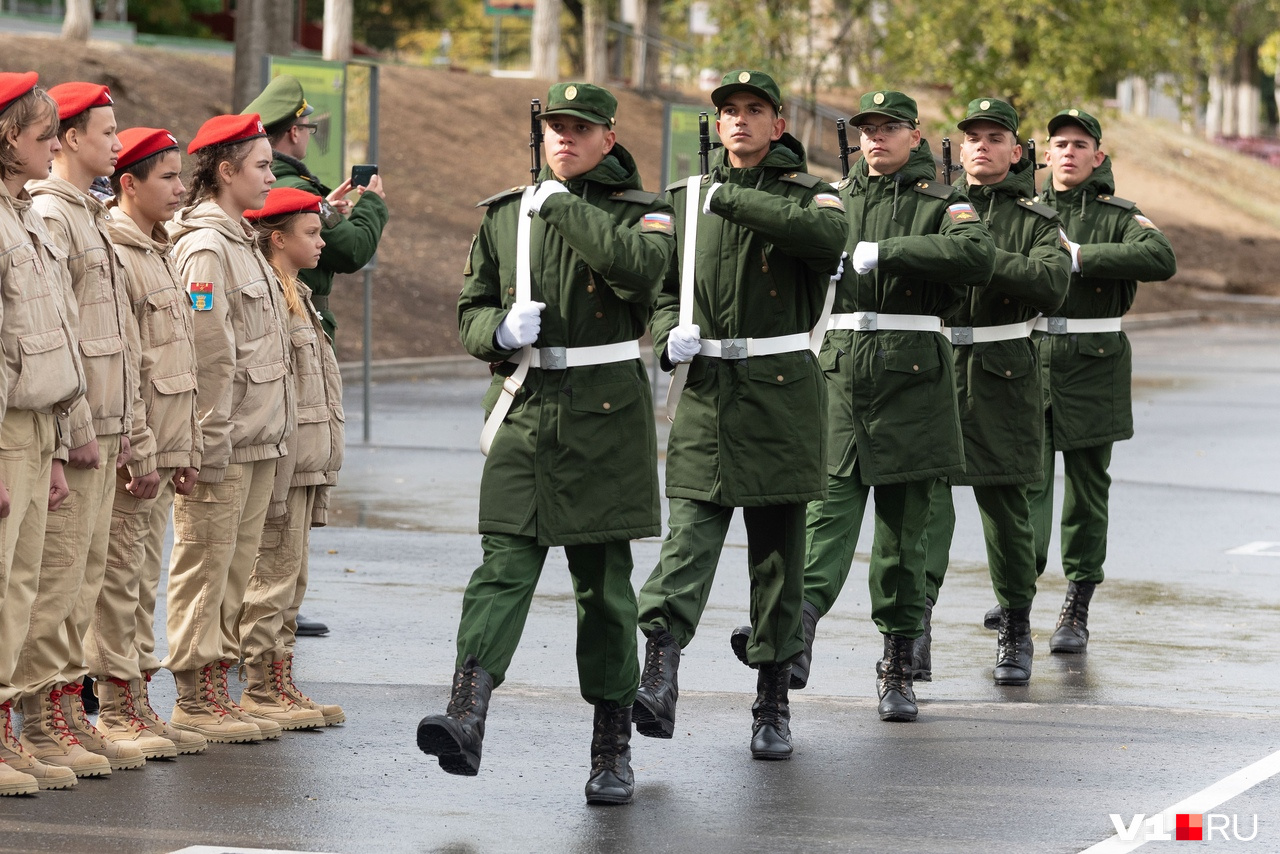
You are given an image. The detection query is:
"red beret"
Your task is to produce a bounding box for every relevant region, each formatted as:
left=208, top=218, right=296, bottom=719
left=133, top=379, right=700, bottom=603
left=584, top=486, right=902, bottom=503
left=115, top=127, right=179, bottom=173
left=244, top=187, right=322, bottom=221
left=187, top=113, right=267, bottom=155
left=47, top=82, right=113, bottom=121
left=0, top=71, right=40, bottom=117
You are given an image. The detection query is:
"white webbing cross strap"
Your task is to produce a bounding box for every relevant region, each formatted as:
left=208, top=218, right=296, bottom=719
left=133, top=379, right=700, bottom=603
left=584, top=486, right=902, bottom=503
left=479, top=186, right=536, bottom=456
left=664, top=176, right=702, bottom=422
left=810, top=250, right=846, bottom=354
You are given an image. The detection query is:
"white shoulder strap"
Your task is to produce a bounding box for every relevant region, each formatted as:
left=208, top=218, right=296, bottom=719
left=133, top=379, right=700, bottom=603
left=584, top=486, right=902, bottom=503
left=810, top=251, right=846, bottom=354
left=664, top=177, right=701, bottom=422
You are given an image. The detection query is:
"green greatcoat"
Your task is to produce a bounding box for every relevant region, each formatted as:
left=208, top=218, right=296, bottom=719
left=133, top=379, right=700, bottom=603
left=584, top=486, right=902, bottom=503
left=652, top=135, right=848, bottom=507
left=457, top=144, right=674, bottom=546
left=948, top=157, right=1071, bottom=484
left=270, top=152, right=390, bottom=339
left=825, top=140, right=995, bottom=485
left=1037, top=156, right=1177, bottom=451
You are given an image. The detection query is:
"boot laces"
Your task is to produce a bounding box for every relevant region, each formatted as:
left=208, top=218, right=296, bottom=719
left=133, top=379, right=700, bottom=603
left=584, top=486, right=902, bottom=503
left=445, top=666, right=484, bottom=720
left=879, top=639, right=914, bottom=693
left=214, top=662, right=246, bottom=713
left=283, top=657, right=313, bottom=703
left=1058, top=588, right=1088, bottom=628
left=0, top=702, right=36, bottom=758
left=199, top=666, right=231, bottom=718
left=108, top=678, right=151, bottom=732
left=590, top=708, right=628, bottom=771
left=269, top=662, right=301, bottom=708
left=137, top=675, right=162, bottom=725
left=639, top=634, right=672, bottom=691
left=46, top=687, right=83, bottom=745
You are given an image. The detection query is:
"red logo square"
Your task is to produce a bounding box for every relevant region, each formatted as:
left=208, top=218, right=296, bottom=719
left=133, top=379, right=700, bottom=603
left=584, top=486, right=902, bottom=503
left=1176, top=813, right=1203, bottom=841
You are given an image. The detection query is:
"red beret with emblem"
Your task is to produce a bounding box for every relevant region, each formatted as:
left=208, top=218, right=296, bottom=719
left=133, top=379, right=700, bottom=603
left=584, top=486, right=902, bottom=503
left=187, top=113, right=267, bottom=154
left=0, top=71, right=40, bottom=117
left=115, top=127, right=179, bottom=173
left=46, top=82, right=113, bottom=121
left=243, top=187, right=322, bottom=221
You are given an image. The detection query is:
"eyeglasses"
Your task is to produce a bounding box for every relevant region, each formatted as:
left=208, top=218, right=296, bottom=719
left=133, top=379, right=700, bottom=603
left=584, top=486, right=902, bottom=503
left=857, top=121, right=913, bottom=137
left=296, top=122, right=319, bottom=135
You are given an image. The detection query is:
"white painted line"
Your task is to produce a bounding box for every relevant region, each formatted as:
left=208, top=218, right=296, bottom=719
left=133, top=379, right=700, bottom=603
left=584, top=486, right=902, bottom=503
left=1225, top=541, right=1280, bottom=556
left=168, top=847, right=341, bottom=854
left=1079, top=746, right=1280, bottom=853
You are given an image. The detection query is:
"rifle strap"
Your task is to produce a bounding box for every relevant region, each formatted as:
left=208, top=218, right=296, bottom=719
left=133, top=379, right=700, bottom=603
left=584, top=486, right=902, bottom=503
left=810, top=251, right=845, bottom=354
left=664, top=175, right=701, bottom=422
left=480, top=186, right=536, bottom=456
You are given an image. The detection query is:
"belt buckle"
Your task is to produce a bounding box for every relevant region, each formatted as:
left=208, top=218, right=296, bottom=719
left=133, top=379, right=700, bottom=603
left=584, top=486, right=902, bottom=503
left=538, top=346, right=567, bottom=371
left=720, top=338, right=748, bottom=360
left=950, top=326, right=973, bottom=346
left=1047, top=317, right=1068, bottom=335
left=857, top=312, right=877, bottom=332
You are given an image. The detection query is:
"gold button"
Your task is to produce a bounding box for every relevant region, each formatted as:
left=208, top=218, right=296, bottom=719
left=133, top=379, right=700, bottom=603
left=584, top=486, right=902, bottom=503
left=595, top=311, right=604, bottom=319
left=913, top=364, right=919, bottom=371
left=1097, top=348, right=1105, bottom=354
left=1096, top=287, right=1102, bottom=293
left=1005, top=370, right=1012, bottom=377
left=905, top=289, right=912, bottom=296
left=776, top=375, right=784, bottom=382
left=587, top=284, right=595, bottom=293
left=1003, top=298, right=1010, bottom=304
left=508, top=287, right=515, bottom=295
left=602, top=402, right=611, bottom=410
left=769, top=289, right=777, bottom=297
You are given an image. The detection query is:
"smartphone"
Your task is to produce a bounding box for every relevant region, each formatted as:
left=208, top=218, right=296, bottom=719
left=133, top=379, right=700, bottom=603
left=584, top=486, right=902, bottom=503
left=351, top=164, right=378, bottom=188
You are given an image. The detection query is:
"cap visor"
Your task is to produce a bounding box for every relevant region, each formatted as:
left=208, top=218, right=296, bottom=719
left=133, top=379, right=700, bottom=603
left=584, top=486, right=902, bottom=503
left=1047, top=116, right=1098, bottom=139
left=957, top=116, right=1017, bottom=132
left=848, top=109, right=910, bottom=126
left=540, top=108, right=609, bottom=125
left=711, top=83, right=779, bottom=109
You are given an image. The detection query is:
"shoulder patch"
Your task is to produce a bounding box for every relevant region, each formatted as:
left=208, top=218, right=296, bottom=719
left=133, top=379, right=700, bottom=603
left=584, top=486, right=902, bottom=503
left=1058, top=227, right=1072, bottom=252
left=946, top=202, right=979, bottom=223
left=1133, top=213, right=1160, bottom=231
left=1016, top=197, right=1059, bottom=220
left=778, top=171, right=822, bottom=189
left=609, top=188, right=661, bottom=205
left=189, top=282, right=214, bottom=311
left=475, top=186, right=526, bottom=208
left=913, top=180, right=955, bottom=200
left=812, top=192, right=846, bottom=212
left=641, top=212, right=675, bottom=234
left=1094, top=193, right=1136, bottom=210
left=463, top=234, right=477, bottom=276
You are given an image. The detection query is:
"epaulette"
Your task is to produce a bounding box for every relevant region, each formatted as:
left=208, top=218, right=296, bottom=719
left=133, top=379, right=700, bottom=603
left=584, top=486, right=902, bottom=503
left=475, top=186, right=526, bottom=208
left=608, top=188, right=660, bottom=205
left=1094, top=193, right=1136, bottom=210
left=835, top=177, right=851, bottom=192
left=1015, top=197, right=1059, bottom=219
left=778, top=171, right=822, bottom=189
left=665, top=175, right=703, bottom=192
left=913, top=180, right=955, bottom=199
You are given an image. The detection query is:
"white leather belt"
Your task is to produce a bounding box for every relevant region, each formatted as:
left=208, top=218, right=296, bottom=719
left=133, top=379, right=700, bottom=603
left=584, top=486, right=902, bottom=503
left=828, top=312, right=942, bottom=333
left=511, top=340, right=642, bottom=370
left=944, top=319, right=1037, bottom=345
left=698, top=332, right=811, bottom=359
left=1033, top=316, right=1122, bottom=334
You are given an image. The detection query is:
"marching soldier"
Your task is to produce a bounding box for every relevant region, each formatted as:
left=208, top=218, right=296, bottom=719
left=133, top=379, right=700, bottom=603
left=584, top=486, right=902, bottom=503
left=916, top=98, right=1070, bottom=686
left=1028, top=109, right=1176, bottom=653
left=632, top=70, right=847, bottom=760
left=416, top=83, right=674, bottom=806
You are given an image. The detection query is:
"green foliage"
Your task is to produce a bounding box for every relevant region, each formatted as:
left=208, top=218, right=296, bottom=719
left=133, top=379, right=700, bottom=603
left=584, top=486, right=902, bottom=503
left=127, top=0, right=222, bottom=36
left=353, top=0, right=465, bottom=51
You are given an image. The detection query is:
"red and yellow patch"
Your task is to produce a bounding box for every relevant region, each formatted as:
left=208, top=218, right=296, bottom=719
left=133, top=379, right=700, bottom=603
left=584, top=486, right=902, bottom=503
left=189, top=282, right=213, bottom=311
left=813, top=192, right=846, bottom=212
left=641, top=212, right=674, bottom=234
left=1134, top=214, right=1159, bottom=230
left=947, top=202, right=977, bottom=223
left=1058, top=227, right=1071, bottom=252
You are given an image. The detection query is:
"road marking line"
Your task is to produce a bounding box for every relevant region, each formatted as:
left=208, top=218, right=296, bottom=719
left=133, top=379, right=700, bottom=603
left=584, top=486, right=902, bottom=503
left=1225, top=541, right=1280, bottom=556
left=1079, top=746, right=1280, bottom=853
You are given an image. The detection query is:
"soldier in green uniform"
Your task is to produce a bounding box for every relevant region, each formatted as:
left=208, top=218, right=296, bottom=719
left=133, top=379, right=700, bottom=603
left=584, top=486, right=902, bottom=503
left=632, top=70, right=847, bottom=761
left=1027, top=109, right=1175, bottom=653
left=915, top=98, right=1070, bottom=686
left=416, top=83, right=674, bottom=806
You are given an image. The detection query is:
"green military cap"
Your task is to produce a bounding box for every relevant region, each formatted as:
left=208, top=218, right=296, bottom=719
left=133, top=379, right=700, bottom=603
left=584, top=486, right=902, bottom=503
left=957, top=97, right=1019, bottom=133
left=242, top=75, right=313, bottom=128
left=1048, top=108, right=1102, bottom=142
left=849, top=90, right=919, bottom=126
left=541, top=82, right=616, bottom=126
left=711, top=70, right=783, bottom=110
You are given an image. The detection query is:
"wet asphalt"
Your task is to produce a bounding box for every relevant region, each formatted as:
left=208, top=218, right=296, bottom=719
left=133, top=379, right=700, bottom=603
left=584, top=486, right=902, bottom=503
left=1, top=320, right=1278, bottom=854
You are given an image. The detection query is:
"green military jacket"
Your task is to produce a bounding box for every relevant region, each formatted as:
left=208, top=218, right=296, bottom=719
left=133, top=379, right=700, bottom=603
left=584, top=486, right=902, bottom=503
left=458, top=144, right=674, bottom=546
left=947, top=158, right=1070, bottom=484
left=1038, top=157, right=1177, bottom=450
left=824, top=140, right=994, bottom=485
left=653, top=135, right=848, bottom=506
left=270, top=152, right=390, bottom=339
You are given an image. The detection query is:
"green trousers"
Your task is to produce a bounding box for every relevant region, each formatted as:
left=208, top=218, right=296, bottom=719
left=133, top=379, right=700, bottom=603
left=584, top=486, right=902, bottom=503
left=455, top=532, right=639, bottom=706
left=922, top=481, right=1038, bottom=610
left=1027, top=409, right=1111, bottom=585
left=636, top=498, right=805, bottom=665
left=802, top=461, right=932, bottom=639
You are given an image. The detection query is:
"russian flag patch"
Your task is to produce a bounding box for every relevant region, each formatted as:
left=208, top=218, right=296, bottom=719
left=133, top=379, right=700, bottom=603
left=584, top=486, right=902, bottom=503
left=947, top=203, right=977, bottom=223
left=813, top=192, right=845, bottom=212
left=641, top=212, right=674, bottom=234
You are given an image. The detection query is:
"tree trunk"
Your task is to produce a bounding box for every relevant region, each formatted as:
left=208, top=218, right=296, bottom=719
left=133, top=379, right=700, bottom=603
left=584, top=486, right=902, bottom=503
left=61, top=0, right=92, bottom=41
left=233, top=0, right=270, bottom=112
left=266, top=0, right=294, bottom=57
left=1233, top=40, right=1261, bottom=138
left=324, top=0, right=354, bottom=62
left=583, top=0, right=608, bottom=84
left=630, top=0, right=661, bottom=92
left=532, top=0, right=562, bottom=81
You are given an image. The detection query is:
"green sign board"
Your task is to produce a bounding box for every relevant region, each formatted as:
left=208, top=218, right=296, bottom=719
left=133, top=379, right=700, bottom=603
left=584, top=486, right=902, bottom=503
left=484, top=0, right=534, bottom=16
left=662, top=103, right=715, bottom=188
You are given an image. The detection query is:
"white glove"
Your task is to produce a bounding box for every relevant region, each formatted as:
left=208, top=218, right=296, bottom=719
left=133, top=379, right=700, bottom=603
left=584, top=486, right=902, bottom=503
left=528, top=180, right=569, bottom=214
left=495, top=300, right=546, bottom=350
left=666, top=323, right=702, bottom=365
left=852, top=241, right=879, bottom=274
left=830, top=251, right=847, bottom=282
left=702, top=182, right=723, bottom=216
left=1067, top=240, right=1082, bottom=274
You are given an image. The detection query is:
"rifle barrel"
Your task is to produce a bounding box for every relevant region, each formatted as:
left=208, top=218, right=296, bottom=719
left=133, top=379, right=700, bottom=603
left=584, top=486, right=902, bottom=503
left=529, top=99, right=543, bottom=182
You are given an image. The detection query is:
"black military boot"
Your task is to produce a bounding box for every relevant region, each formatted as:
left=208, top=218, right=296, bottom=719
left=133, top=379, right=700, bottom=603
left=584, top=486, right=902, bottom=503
left=416, top=656, right=493, bottom=776
left=584, top=701, right=634, bottom=805
left=982, top=603, right=1002, bottom=630
left=632, top=630, right=679, bottom=738
left=911, top=598, right=934, bottom=682
left=993, top=605, right=1034, bottom=685
left=750, top=662, right=793, bottom=760
left=1050, top=580, right=1096, bottom=653
left=730, top=601, right=821, bottom=690
left=876, top=634, right=918, bottom=722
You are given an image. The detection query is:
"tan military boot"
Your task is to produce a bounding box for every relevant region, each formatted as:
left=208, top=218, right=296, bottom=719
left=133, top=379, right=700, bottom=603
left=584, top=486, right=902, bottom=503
left=94, top=678, right=177, bottom=760
left=238, top=658, right=325, bottom=731
left=283, top=651, right=345, bottom=726
left=170, top=667, right=260, bottom=744
left=57, top=681, right=146, bottom=770
left=211, top=661, right=281, bottom=740
left=0, top=701, right=71, bottom=792
left=17, top=688, right=111, bottom=778
left=136, top=673, right=207, bottom=755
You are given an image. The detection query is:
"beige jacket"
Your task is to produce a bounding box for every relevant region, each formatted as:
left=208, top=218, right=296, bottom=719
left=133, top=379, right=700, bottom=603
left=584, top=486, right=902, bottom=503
left=270, top=280, right=344, bottom=526
left=106, top=210, right=202, bottom=477
left=169, top=200, right=291, bottom=483
left=0, top=181, right=87, bottom=442
left=29, top=176, right=135, bottom=449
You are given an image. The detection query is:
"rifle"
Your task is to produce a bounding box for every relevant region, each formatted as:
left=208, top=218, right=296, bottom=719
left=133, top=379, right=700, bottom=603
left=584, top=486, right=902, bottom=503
left=697, top=111, right=712, bottom=174
left=941, top=136, right=957, bottom=184
left=836, top=118, right=861, bottom=176
left=529, top=99, right=543, bottom=183
left=1025, top=137, right=1047, bottom=192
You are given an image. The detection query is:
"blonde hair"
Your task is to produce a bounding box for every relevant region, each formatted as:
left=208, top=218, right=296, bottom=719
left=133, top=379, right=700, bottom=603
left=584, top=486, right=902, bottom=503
left=250, top=212, right=307, bottom=317
left=0, top=88, right=58, bottom=181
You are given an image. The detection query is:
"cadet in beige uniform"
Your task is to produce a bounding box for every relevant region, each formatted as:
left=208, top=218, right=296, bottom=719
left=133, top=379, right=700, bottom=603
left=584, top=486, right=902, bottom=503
left=0, top=72, right=87, bottom=793
left=83, top=127, right=206, bottom=757
left=164, top=113, right=292, bottom=743
left=238, top=187, right=344, bottom=731
left=18, top=81, right=146, bottom=776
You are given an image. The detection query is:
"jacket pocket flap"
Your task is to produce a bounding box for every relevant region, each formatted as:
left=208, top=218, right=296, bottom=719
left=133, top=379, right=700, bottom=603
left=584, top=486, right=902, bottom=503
left=297, top=403, right=330, bottom=424
left=747, top=357, right=808, bottom=386
left=979, top=350, right=1032, bottom=379
left=817, top=345, right=842, bottom=373
left=238, top=280, right=269, bottom=299
left=1076, top=333, right=1121, bottom=358
left=19, top=328, right=68, bottom=355
left=290, top=326, right=318, bottom=348
left=882, top=346, right=940, bottom=374
left=151, top=372, right=198, bottom=395
left=570, top=380, right=638, bottom=414
left=79, top=335, right=124, bottom=357
left=246, top=360, right=286, bottom=384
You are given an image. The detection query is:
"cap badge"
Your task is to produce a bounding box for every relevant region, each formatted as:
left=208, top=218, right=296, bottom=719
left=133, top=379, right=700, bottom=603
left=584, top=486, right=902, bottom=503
left=565, top=85, right=578, bottom=100
left=1068, top=108, right=1079, bottom=116
left=738, top=71, right=752, bottom=83
left=980, top=100, right=990, bottom=110
left=873, top=92, right=885, bottom=105
left=295, top=99, right=310, bottom=117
